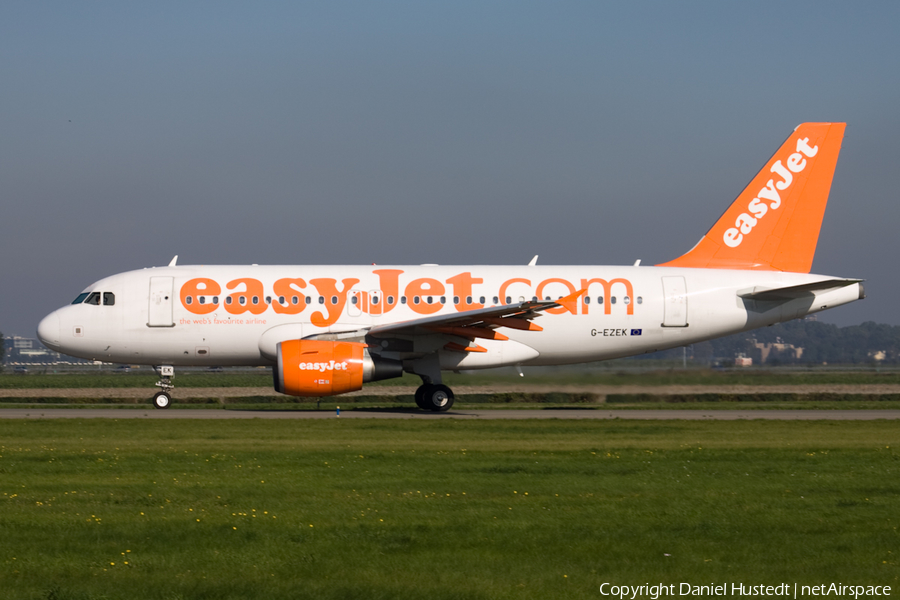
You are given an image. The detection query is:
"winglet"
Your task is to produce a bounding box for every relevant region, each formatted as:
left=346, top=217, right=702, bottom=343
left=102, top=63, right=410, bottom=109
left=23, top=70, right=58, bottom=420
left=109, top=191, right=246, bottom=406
left=658, top=123, right=846, bottom=273
left=555, top=288, right=587, bottom=314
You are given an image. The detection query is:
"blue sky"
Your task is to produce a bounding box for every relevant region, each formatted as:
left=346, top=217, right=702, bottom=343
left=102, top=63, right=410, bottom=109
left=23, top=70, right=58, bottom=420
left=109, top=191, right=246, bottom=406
left=2, top=2, right=899, bottom=336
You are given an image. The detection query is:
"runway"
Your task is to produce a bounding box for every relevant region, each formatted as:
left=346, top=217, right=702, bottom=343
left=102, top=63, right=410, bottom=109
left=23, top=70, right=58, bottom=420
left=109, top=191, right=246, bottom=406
left=1, top=408, right=898, bottom=420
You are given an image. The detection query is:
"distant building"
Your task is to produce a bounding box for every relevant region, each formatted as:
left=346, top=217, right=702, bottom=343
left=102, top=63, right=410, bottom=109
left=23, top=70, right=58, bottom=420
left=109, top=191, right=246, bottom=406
left=734, top=354, right=753, bottom=367
left=2, top=335, right=91, bottom=365
left=751, top=337, right=803, bottom=363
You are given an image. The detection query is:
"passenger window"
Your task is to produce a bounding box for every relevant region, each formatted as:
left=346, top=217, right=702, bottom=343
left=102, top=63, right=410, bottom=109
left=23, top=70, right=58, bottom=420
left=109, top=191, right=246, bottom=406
left=351, top=296, right=358, bottom=305
left=103, top=292, right=115, bottom=306
left=400, top=296, right=407, bottom=305
left=252, top=296, right=259, bottom=305
left=278, top=296, right=285, bottom=305
left=453, top=296, right=460, bottom=305
left=331, top=296, right=338, bottom=305
left=318, top=297, right=325, bottom=305
left=239, top=296, right=246, bottom=305
left=199, top=296, right=206, bottom=305
left=185, top=296, right=193, bottom=305
left=505, top=296, right=511, bottom=304
left=624, top=296, right=631, bottom=305
left=291, top=296, right=299, bottom=305
left=85, top=292, right=101, bottom=305
left=480, top=296, right=486, bottom=304
left=372, top=295, right=380, bottom=305
left=72, top=293, right=89, bottom=305
left=597, top=296, right=604, bottom=304
left=305, top=296, right=312, bottom=304
left=466, top=296, right=472, bottom=305
left=440, top=296, right=446, bottom=304
left=213, top=296, right=219, bottom=304
left=611, top=297, right=617, bottom=304
left=584, top=296, right=590, bottom=305
left=492, top=296, right=499, bottom=304
left=532, top=296, right=538, bottom=302
left=637, top=296, right=643, bottom=304
left=426, top=296, right=433, bottom=304
left=387, top=296, right=395, bottom=305
left=414, top=296, right=420, bottom=305
left=265, top=296, right=272, bottom=304
left=225, top=297, right=233, bottom=305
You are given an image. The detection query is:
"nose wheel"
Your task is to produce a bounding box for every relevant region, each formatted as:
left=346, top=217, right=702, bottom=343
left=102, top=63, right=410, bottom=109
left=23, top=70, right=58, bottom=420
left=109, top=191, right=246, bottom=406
left=153, top=391, right=171, bottom=409
left=152, top=365, right=175, bottom=409
left=415, top=384, right=454, bottom=412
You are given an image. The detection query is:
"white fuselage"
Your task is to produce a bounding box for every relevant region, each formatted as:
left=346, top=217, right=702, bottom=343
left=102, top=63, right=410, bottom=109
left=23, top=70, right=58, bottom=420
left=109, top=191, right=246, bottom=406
left=37, top=264, right=862, bottom=369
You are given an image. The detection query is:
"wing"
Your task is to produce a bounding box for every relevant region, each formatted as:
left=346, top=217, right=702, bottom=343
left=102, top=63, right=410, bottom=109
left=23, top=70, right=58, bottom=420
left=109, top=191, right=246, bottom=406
left=305, top=289, right=583, bottom=354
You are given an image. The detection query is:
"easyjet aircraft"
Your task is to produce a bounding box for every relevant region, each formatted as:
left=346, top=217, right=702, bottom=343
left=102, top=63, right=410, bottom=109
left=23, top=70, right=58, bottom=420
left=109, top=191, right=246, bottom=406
left=37, top=123, right=862, bottom=411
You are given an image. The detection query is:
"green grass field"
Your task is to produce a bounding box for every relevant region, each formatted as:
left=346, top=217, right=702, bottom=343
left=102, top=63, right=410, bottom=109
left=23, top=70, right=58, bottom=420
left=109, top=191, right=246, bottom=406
left=1, top=419, right=898, bottom=599
left=5, top=367, right=900, bottom=389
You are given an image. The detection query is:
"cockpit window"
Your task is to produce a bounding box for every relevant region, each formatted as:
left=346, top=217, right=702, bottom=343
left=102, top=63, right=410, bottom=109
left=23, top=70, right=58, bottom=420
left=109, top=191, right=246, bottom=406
left=85, top=292, right=101, bottom=305
left=72, top=293, right=89, bottom=305
left=103, top=292, right=115, bottom=306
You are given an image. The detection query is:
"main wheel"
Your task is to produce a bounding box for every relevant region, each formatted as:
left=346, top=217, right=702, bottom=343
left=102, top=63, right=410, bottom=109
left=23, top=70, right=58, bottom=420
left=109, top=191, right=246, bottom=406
left=423, top=384, right=454, bottom=412
left=153, top=391, right=172, bottom=410
left=414, top=385, right=430, bottom=409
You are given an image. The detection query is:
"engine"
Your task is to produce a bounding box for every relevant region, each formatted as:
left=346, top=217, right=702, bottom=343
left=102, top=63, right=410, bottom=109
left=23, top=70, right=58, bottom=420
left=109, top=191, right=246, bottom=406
left=273, top=339, right=403, bottom=397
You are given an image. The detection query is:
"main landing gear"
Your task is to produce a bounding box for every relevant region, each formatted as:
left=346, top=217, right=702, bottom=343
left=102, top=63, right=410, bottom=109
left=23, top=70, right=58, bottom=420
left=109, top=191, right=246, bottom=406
left=414, top=383, right=455, bottom=412
left=152, top=365, right=175, bottom=410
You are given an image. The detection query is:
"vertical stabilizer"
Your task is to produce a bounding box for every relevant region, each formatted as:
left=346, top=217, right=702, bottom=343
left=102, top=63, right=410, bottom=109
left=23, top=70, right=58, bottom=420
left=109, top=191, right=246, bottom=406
left=658, top=122, right=845, bottom=273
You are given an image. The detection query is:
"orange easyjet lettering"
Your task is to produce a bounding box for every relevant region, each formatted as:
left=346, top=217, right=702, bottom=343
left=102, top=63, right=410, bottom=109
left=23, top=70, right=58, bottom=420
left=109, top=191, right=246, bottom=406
left=405, top=278, right=445, bottom=315
left=446, top=272, right=484, bottom=311
left=373, top=269, right=404, bottom=314
left=225, top=278, right=267, bottom=315
left=180, top=272, right=635, bottom=320
left=535, top=278, right=577, bottom=315
left=309, top=278, right=359, bottom=326
left=272, top=278, right=308, bottom=315
left=180, top=278, right=220, bottom=315
left=723, top=137, right=819, bottom=248
left=498, top=278, right=530, bottom=303
left=581, top=278, right=634, bottom=315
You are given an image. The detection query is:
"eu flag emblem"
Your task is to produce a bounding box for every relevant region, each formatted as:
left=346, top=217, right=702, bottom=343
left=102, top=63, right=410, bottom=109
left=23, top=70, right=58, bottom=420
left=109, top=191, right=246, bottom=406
left=630, top=329, right=642, bottom=336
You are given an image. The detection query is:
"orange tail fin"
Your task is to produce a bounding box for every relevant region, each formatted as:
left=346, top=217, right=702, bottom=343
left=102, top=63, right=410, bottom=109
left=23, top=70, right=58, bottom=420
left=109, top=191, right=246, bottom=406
left=658, top=122, right=845, bottom=273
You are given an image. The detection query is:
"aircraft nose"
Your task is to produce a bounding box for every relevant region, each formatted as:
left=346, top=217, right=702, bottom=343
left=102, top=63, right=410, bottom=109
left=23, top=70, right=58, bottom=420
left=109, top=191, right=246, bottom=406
left=37, top=312, right=61, bottom=351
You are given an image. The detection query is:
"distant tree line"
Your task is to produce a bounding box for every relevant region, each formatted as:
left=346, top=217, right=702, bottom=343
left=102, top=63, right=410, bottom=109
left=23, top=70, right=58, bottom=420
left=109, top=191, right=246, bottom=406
left=644, top=320, right=900, bottom=365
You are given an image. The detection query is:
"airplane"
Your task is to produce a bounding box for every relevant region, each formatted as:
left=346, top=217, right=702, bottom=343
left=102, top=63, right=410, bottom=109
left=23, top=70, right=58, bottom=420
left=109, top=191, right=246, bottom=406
left=37, top=122, right=863, bottom=411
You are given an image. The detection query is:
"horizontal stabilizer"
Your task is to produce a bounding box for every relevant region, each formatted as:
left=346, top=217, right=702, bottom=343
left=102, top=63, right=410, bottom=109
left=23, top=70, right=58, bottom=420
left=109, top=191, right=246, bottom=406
left=737, top=279, right=863, bottom=302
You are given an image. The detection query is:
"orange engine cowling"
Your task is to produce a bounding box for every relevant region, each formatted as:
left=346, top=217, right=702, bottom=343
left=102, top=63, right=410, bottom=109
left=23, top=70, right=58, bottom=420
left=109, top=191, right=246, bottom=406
left=274, top=339, right=403, bottom=397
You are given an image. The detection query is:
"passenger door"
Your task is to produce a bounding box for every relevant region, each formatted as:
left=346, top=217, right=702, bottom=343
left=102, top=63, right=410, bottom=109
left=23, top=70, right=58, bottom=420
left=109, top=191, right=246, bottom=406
left=148, top=277, right=175, bottom=327
left=661, top=276, right=688, bottom=327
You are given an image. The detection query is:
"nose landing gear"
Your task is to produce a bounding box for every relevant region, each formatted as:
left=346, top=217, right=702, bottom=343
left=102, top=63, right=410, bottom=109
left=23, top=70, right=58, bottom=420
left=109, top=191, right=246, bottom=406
left=152, top=366, right=175, bottom=409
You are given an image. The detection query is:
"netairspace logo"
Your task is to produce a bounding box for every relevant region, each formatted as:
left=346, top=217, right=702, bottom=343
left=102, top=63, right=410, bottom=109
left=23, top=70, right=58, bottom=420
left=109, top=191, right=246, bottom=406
left=599, top=582, right=892, bottom=599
